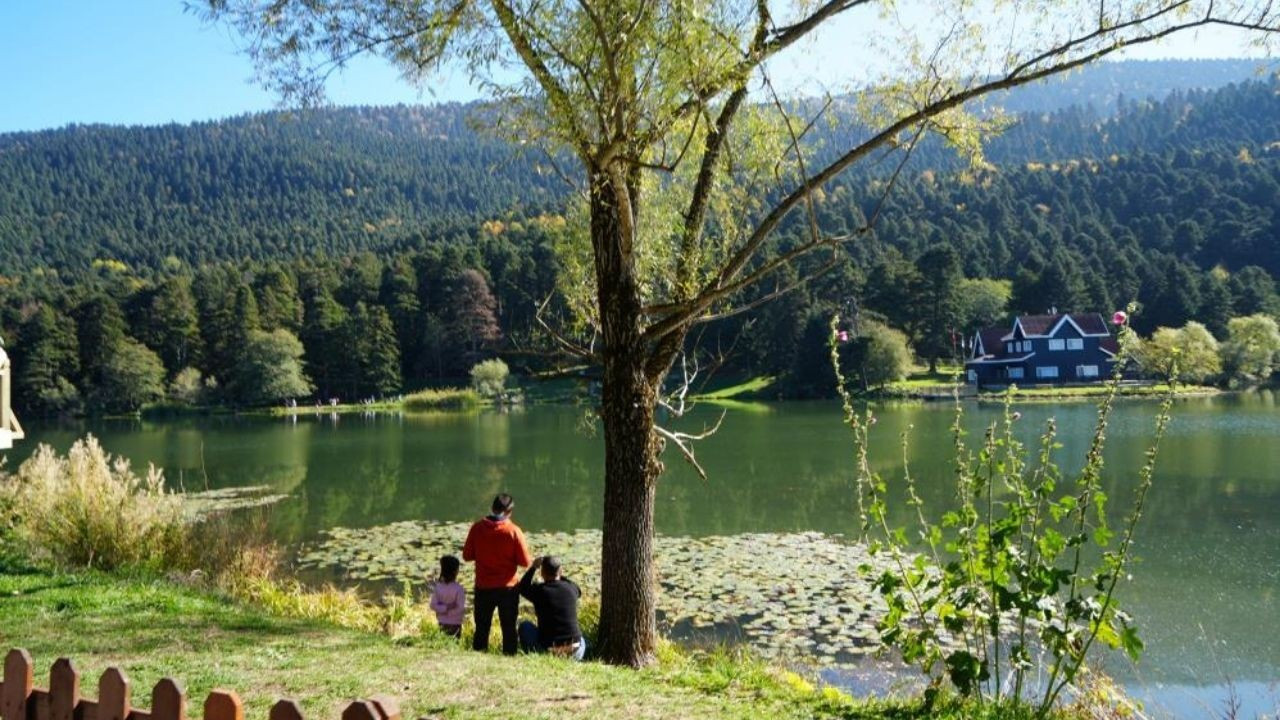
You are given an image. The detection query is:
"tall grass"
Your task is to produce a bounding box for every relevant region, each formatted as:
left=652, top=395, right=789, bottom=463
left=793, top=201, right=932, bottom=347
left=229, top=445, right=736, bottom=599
left=1, top=436, right=187, bottom=571
left=402, top=387, right=481, bottom=411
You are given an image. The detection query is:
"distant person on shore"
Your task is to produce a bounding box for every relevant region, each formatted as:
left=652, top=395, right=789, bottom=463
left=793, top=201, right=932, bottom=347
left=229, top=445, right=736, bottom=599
left=518, top=555, right=585, bottom=660
left=462, top=493, right=533, bottom=655
left=429, top=555, right=465, bottom=638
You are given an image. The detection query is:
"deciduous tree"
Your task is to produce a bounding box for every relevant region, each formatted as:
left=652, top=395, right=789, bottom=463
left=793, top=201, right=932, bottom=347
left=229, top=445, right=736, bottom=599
left=203, top=0, right=1279, bottom=667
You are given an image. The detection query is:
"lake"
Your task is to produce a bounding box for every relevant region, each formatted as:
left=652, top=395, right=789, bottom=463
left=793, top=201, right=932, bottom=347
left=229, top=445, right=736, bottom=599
left=9, top=393, right=1279, bottom=719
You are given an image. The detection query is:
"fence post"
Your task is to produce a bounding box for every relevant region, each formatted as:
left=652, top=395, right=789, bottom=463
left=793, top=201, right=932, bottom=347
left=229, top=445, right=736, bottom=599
left=3, top=649, right=34, bottom=720
left=97, top=668, right=130, bottom=720
left=202, top=691, right=242, bottom=720
left=267, top=700, right=302, bottom=720
left=151, top=680, right=185, bottom=720
left=48, top=659, right=80, bottom=720
left=340, top=701, right=377, bottom=720
left=366, top=697, right=399, bottom=720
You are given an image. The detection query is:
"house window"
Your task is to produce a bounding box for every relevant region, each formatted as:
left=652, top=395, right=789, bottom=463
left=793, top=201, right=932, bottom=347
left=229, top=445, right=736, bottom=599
left=967, top=370, right=977, bottom=384
left=1021, top=341, right=1032, bottom=352
left=1007, top=367, right=1024, bottom=379
left=1048, top=339, right=1065, bottom=351
left=1067, top=338, right=1084, bottom=350
left=1077, top=365, right=1099, bottom=378
left=1036, top=366, right=1059, bottom=379
left=1006, top=342, right=1014, bottom=353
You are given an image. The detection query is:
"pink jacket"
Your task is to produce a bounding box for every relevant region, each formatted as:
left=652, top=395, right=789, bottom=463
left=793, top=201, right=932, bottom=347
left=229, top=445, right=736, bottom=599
left=430, top=580, right=466, bottom=626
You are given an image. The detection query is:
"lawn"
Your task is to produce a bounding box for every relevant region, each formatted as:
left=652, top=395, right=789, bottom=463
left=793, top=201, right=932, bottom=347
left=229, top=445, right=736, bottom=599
left=0, top=567, right=1083, bottom=720
left=0, top=568, right=859, bottom=720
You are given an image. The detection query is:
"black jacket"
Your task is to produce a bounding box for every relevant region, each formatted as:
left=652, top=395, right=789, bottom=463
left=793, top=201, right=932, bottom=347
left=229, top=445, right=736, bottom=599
left=518, top=566, right=582, bottom=645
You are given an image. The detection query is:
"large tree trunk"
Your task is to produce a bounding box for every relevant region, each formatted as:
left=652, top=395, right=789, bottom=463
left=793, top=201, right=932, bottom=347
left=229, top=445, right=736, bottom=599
left=590, top=168, right=665, bottom=668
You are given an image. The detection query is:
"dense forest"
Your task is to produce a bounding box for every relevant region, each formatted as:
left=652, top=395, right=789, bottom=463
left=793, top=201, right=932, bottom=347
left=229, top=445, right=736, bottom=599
left=2, top=59, right=1278, bottom=413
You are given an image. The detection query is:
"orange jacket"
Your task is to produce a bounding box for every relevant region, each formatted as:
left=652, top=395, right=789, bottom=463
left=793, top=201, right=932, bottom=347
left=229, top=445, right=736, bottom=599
left=462, top=516, right=533, bottom=589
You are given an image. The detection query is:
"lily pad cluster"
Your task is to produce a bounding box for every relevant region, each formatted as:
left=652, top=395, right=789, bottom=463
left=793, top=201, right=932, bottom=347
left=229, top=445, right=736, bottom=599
left=296, top=521, right=929, bottom=667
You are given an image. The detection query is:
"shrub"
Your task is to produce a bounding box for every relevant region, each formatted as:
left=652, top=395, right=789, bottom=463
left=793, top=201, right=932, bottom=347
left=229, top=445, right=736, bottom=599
left=830, top=311, right=1174, bottom=715
left=167, top=367, right=207, bottom=406
left=469, top=358, right=510, bottom=397
left=402, top=387, right=481, bottom=411
left=1221, top=313, right=1280, bottom=387
left=2, top=435, right=186, bottom=570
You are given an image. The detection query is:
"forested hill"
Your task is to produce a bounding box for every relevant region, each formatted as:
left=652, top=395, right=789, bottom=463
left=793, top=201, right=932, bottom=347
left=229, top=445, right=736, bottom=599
left=0, top=105, right=562, bottom=269
left=0, top=58, right=1275, bottom=272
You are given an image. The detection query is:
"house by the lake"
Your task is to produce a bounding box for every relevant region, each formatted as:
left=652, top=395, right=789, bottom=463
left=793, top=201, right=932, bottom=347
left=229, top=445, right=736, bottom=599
left=966, top=312, right=1119, bottom=387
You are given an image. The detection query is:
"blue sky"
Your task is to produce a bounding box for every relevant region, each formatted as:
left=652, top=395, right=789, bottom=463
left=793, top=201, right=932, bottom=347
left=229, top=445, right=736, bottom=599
left=0, top=1, right=1264, bottom=133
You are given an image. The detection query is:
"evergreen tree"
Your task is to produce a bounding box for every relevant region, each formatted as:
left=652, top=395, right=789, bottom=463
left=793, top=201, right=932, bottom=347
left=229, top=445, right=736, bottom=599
left=448, top=269, right=501, bottom=365
left=302, top=287, right=353, bottom=399
left=256, top=265, right=303, bottom=332
left=140, top=275, right=201, bottom=375
left=16, top=304, right=81, bottom=415
left=913, top=245, right=964, bottom=371
left=354, top=303, right=402, bottom=396
left=74, top=295, right=127, bottom=393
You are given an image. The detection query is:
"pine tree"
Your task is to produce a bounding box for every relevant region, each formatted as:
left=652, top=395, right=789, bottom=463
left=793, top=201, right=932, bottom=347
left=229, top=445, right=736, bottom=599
left=16, top=304, right=81, bottom=415
left=74, top=294, right=127, bottom=394
left=356, top=303, right=402, bottom=396
left=141, top=275, right=201, bottom=375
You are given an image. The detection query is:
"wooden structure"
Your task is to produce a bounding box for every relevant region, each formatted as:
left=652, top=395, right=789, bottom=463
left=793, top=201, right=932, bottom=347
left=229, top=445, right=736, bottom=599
left=0, top=347, right=23, bottom=450
left=0, top=650, right=401, bottom=720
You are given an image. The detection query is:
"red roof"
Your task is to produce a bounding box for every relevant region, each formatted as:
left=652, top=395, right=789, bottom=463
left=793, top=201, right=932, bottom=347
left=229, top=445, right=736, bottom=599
left=976, top=327, right=1007, bottom=357
left=1014, top=312, right=1109, bottom=337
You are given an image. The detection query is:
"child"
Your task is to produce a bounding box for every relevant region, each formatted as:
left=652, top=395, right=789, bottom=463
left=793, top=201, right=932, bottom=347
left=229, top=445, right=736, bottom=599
left=430, top=555, right=465, bottom=637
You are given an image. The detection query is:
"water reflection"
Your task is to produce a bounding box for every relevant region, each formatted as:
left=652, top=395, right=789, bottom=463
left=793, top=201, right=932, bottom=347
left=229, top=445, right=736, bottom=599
left=10, top=394, right=1279, bottom=716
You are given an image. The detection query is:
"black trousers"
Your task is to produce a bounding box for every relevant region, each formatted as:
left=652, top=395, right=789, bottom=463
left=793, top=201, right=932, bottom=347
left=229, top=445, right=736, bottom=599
left=472, top=587, right=520, bottom=655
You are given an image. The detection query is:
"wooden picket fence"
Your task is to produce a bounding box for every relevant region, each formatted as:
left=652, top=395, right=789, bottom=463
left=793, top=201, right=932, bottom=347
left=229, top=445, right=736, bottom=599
left=0, top=650, right=402, bottom=720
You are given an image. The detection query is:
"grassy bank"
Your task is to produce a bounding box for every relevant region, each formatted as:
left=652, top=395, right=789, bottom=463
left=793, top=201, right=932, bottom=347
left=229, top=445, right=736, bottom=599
left=0, top=565, right=1067, bottom=720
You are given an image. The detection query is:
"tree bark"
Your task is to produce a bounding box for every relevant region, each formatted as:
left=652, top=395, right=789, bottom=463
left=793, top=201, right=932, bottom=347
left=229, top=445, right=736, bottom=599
left=590, top=168, right=663, bottom=668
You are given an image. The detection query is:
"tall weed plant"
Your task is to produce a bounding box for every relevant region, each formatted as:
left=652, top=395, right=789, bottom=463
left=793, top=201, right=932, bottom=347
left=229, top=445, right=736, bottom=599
left=1, top=435, right=187, bottom=571
left=830, top=311, right=1175, bottom=716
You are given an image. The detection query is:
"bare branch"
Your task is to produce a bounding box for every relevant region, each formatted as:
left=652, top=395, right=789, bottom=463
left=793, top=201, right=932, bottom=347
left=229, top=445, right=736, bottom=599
left=654, top=409, right=727, bottom=481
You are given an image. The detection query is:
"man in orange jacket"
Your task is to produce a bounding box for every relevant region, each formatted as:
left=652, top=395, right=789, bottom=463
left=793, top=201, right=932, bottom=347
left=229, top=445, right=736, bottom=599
left=462, top=493, right=533, bottom=654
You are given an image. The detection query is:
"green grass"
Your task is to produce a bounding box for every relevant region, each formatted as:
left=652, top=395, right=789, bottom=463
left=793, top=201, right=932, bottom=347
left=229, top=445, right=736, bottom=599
left=401, top=388, right=483, bottom=412
left=0, top=566, right=1081, bottom=720
left=691, top=375, right=776, bottom=401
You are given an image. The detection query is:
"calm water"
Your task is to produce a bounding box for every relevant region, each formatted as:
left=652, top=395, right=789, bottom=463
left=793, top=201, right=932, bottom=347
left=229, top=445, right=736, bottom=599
left=10, top=393, right=1280, bottom=718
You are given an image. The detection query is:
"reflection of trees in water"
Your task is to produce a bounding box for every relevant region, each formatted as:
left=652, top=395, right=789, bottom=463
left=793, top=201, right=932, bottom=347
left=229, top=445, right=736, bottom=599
left=21, top=399, right=1280, bottom=680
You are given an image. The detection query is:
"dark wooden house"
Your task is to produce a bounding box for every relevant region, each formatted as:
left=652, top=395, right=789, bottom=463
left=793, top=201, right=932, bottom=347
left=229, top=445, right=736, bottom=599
left=965, top=313, right=1119, bottom=387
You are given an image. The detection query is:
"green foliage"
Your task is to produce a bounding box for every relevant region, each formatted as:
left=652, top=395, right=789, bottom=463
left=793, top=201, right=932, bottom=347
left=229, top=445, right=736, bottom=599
left=469, top=358, right=510, bottom=398
left=167, top=367, right=207, bottom=406
left=832, top=311, right=1176, bottom=715
left=843, top=321, right=914, bottom=390
left=98, top=338, right=167, bottom=413
left=957, top=279, right=1012, bottom=332
left=1140, top=321, right=1222, bottom=384
left=233, top=329, right=314, bottom=405
left=402, top=388, right=481, bottom=411
left=1, top=436, right=187, bottom=571
left=1221, top=313, right=1280, bottom=387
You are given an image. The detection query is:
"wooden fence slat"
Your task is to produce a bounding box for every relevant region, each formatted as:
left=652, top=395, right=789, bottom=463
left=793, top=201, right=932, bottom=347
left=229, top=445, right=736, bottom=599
left=149, top=680, right=184, bottom=720
left=266, top=700, right=302, bottom=720
left=48, top=659, right=80, bottom=720
left=201, top=691, right=241, bottom=720
left=340, top=701, right=377, bottom=720
left=96, top=669, right=129, bottom=720
left=3, top=649, right=34, bottom=720
left=366, top=696, right=399, bottom=720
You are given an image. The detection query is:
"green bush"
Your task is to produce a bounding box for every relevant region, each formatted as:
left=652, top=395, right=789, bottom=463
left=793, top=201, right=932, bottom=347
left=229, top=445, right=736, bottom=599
left=830, top=311, right=1172, bottom=715
left=402, top=387, right=481, bottom=411
left=469, top=358, right=510, bottom=397
left=1, top=435, right=186, bottom=570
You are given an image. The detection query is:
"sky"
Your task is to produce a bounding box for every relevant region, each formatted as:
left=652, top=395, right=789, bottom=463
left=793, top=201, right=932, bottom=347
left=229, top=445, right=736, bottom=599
left=0, top=0, right=1268, bottom=133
